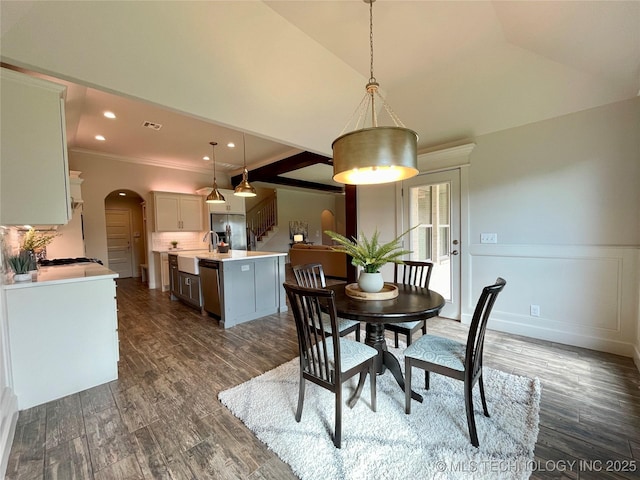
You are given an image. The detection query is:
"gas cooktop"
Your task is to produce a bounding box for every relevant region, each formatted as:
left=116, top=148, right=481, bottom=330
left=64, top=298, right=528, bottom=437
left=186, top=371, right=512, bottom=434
left=38, top=257, right=103, bottom=267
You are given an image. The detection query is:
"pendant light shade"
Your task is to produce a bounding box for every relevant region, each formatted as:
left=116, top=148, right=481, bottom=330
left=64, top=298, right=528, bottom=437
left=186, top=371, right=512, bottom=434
left=332, top=126, right=418, bottom=185
left=234, top=133, right=256, bottom=197
left=205, top=141, right=226, bottom=204
left=332, top=0, right=418, bottom=185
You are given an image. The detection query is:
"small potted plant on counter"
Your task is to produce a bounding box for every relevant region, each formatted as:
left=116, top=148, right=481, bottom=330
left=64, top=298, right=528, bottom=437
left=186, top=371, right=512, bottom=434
left=325, top=228, right=414, bottom=293
left=170, top=240, right=179, bottom=249
left=8, top=250, right=37, bottom=282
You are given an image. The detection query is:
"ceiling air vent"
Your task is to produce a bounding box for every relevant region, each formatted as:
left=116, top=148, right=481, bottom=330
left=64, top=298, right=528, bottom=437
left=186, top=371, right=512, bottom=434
left=142, top=121, right=162, bottom=131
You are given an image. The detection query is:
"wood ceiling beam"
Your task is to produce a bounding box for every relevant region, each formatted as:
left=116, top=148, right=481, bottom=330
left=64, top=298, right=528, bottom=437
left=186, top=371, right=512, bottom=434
left=230, top=151, right=341, bottom=193
left=255, top=176, right=343, bottom=193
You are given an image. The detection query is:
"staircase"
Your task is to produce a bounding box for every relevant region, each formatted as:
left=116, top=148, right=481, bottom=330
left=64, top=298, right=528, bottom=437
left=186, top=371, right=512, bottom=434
left=246, top=191, right=278, bottom=250
left=255, top=226, right=279, bottom=250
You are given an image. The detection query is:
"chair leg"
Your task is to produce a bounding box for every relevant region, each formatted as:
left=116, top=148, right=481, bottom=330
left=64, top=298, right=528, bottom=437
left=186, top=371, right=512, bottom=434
left=406, top=332, right=412, bottom=347
left=347, top=370, right=368, bottom=408
left=394, top=331, right=400, bottom=348
left=334, top=386, right=342, bottom=448
left=464, top=380, right=479, bottom=447
left=425, top=370, right=430, bottom=390
left=479, top=373, right=490, bottom=417
left=369, top=362, right=376, bottom=412
left=295, top=376, right=305, bottom=422
left=405, top=358, right=412, bottom=414
left=355, top=324, right=360, bottom=342
left=422, top=321, right=427, bottom=336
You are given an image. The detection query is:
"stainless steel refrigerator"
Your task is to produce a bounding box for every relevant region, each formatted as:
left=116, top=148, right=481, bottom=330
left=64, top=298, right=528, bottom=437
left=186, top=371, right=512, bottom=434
left=210, top=213, right=247, bottom=250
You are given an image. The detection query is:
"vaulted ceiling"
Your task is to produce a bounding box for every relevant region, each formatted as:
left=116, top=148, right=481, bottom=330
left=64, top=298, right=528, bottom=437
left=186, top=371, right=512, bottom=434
left=1, top=1, right=638, bottom=193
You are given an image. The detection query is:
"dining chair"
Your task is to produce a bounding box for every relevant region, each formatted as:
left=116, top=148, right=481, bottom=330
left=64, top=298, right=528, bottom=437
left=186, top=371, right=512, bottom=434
left=385, top=261, right=434, bottom=347
left=284, top=283, right=377, bottom=448
left=292, top=263, right=361, bottom=341
left=404, top=277, right=506, bottom=447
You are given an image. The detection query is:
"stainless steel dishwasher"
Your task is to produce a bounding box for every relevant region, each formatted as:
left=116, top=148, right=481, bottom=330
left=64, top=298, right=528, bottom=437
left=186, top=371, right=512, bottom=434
left=199, top=259, right=221, bottom=318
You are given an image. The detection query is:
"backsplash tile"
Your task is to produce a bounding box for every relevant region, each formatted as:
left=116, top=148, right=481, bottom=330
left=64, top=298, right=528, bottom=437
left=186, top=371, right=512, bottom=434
left=151, top=231, right=209, bottom=251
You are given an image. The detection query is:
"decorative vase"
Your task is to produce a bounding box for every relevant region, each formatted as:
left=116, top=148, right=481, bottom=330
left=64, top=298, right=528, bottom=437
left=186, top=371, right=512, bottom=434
left=358, top=271, right=384, bottom=293
left=13, top=273, right=32, bottom=282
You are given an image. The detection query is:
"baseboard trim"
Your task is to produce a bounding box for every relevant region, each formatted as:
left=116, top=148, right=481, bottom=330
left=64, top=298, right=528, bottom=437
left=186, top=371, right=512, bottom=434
left=0, top=386, right=18, bottom=479
left=461, top=313, right=636, bottom=359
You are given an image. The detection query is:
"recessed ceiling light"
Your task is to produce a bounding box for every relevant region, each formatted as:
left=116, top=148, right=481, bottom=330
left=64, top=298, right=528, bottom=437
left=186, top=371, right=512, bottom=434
left=118, top=192, right=126, bottom=196
left=104, top=111, right=116, bottom=119
left=227, top=142, right=235, bottom=148
left=95, top=135, right=106, bottom=141
left=203, top=156, right=210, bottom=161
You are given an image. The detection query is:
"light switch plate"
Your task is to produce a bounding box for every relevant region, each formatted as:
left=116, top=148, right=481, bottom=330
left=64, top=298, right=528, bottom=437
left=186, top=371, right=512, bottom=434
left=480, top=233, right=498, bottom=244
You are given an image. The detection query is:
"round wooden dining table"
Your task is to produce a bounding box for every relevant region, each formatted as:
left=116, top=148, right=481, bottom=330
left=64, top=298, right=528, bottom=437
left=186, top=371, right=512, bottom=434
left=326, top=282, right=445, bottom=402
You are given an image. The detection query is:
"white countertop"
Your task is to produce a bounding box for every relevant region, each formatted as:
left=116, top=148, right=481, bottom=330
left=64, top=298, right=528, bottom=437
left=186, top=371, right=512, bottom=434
left=183, top=250, right=287, bottom=262
left=152, top=248, right=207, bottom=254
left=3, top=263, right=118, bottom=289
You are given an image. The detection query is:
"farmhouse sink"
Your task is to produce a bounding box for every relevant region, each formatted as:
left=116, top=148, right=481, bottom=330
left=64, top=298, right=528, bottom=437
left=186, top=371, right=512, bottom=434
left=177, top=251, right=210, bottom=275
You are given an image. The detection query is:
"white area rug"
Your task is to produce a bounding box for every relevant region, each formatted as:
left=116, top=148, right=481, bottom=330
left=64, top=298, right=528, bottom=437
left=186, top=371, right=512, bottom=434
left=219, top=348, right=541, bottom=480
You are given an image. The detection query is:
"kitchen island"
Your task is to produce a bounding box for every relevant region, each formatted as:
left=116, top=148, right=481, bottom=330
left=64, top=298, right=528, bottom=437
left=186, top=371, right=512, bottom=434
left=172, top=250, right=287, bottom=329
left=2, top=263, right=119, bottom=409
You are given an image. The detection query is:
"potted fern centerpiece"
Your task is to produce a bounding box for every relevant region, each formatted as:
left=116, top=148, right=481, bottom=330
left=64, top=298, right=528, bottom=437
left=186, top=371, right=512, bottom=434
left=325, top=228, right=413, bottom=293
left=8, top=250, right=37, bottom=282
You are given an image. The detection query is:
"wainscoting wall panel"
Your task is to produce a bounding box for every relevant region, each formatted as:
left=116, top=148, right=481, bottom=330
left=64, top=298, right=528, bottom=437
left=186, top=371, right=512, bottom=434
left=464, top=244, right=638, bottom=358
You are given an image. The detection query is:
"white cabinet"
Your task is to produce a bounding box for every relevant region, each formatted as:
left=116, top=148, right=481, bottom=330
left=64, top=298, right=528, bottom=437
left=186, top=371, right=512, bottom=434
left=0, top=67, right=71, bottom=225
left=153, top=192, right=203, bottom=231
left=4, top=276, right=119, bottom=410
left=154, top=251, right=171, bottom=292
left=203, top=188, right=246, bottom=214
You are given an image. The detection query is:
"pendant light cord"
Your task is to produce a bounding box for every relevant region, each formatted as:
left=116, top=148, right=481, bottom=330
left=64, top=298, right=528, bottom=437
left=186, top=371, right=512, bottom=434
left=368, top=0, right=378, bottom=127
left=369, top=0, right=375, bottom=85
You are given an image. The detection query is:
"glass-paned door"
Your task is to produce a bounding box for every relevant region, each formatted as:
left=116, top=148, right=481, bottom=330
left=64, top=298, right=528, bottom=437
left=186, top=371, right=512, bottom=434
left=401, top=169, right=460, bottom=319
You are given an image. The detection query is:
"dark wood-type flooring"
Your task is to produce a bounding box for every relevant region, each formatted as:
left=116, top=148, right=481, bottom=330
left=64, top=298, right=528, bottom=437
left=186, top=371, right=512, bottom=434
left=6, top=276, right=640, bottom=479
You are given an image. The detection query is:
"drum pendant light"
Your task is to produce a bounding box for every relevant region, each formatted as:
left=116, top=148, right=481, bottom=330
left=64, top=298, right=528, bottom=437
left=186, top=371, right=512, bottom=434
left=234, top=133, right=257, bottom=197
left=332, top=0, right=418, bottom=185
left=205, top=141, right=226, bottom=204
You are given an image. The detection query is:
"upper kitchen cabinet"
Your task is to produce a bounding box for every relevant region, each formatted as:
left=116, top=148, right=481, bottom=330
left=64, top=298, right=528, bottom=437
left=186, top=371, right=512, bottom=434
left=198, top=188, right=246, bottom=214
left=153, top=192, right=203, bottom=232
left=1, top=68, right=71, bottom=225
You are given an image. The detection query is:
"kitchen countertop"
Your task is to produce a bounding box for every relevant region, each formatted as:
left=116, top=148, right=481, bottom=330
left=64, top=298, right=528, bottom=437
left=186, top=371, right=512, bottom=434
left=3, top=263, right=118, bottom=289
left=152, top=248, right=208, bottom=254
left=181, top=250, right=287, bottom=262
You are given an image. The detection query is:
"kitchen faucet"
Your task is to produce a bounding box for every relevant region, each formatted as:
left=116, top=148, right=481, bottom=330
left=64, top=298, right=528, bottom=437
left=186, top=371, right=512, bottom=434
left=202, top=231, right=219, bottom=252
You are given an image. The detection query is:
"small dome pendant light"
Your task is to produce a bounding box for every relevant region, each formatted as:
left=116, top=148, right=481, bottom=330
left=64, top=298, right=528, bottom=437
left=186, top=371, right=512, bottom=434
left=234, top=133, right=257, bottom=197
left=205, top=141, right=226, bottom=204
left=332, top=0, right=418, bottom=185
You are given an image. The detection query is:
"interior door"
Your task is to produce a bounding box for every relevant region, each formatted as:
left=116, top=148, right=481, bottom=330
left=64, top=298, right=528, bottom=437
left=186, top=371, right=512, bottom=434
left=106, top=208, right=133, bottom=278
left=401, top=169, right=460, bottom=319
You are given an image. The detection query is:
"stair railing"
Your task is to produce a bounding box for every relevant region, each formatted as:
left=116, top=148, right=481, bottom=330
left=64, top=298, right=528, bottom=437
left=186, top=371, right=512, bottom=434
left=246, top=191, right=278, bottom=247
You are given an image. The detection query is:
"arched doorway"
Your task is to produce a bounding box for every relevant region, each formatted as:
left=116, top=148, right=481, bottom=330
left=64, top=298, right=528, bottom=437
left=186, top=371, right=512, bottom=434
left=321, top=209, right=336, bottom=245
left=104, top=190, right=145, bottom=279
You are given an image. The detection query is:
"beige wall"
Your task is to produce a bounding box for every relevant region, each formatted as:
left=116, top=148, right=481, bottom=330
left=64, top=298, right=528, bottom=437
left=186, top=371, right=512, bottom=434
left=68, top=151, right=217, bottom=285
left=46, top=208, right=85, bottom=259
left=359, top=98, right=640, bottom=363
left=469, top=98, right=639, bottom=246
left=260, top=188, right=342, bottom=253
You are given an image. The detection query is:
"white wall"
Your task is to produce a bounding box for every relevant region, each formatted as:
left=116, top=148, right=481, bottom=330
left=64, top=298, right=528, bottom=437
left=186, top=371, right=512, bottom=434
left=359, top=98, right=640, bottom=362
left=0, top=1, right=363, bottom=158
